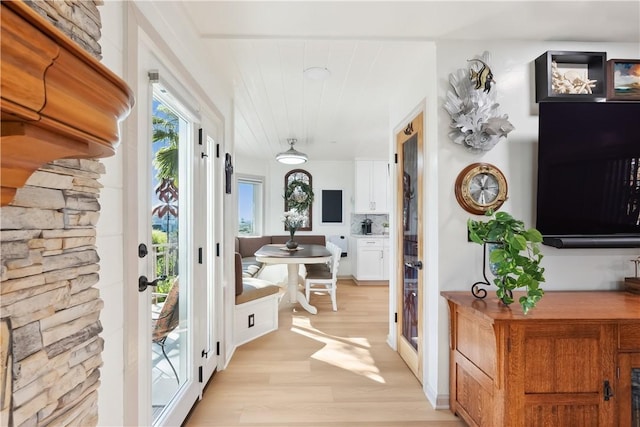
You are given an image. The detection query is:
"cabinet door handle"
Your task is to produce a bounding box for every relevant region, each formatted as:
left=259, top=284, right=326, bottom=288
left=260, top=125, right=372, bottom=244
left=603, top=380, right=614, bottom=401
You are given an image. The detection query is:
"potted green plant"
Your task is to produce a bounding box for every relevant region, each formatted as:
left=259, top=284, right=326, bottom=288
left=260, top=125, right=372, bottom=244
left=467, top=210, right=546, bottom=314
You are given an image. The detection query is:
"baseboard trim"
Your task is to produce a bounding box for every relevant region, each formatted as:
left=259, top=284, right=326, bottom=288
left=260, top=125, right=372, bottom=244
left=425, top=384, right=450, bottom=410
left=224, top=346, right=236, bottom=370
left=352, top=277, right=389, bottom=286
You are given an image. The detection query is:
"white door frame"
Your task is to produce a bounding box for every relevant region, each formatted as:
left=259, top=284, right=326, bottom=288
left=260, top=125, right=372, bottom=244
left=123, top=4, right=223, bottom=424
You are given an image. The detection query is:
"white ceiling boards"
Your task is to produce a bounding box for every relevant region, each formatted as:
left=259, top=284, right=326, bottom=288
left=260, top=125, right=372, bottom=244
left=176, top=1, right=640, bottom=162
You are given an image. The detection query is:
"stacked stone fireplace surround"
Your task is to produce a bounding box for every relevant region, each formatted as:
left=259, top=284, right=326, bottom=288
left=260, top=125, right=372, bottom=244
left=1, top=1, right=108, bottom=426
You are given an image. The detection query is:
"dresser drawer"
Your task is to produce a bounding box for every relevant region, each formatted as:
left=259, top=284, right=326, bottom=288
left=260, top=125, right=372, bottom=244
left=619, top=322, right=640, bottom=351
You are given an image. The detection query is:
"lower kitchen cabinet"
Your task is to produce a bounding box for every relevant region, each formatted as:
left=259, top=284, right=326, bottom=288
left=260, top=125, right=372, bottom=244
left=352, top=237, right=389, bottom=282
left=441, top=291, right=640, bottom=427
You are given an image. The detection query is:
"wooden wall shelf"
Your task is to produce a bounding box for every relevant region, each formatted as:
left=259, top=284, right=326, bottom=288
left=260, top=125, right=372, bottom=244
left=0, top=1, right=134, bottom=206
left=534, top=50, right=607, bottom=102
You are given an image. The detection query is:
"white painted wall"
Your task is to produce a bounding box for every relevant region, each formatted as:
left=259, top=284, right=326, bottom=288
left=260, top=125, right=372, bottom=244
left=96, top=2, right=126, bottom=425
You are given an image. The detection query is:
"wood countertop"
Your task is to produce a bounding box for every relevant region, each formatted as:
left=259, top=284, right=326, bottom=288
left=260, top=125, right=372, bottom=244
left=441, top=290, right=640, bottom=322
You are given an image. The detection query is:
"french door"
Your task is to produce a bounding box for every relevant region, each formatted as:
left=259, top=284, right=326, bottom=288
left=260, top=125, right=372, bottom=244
left=144, top=84, right=201, bottom=426
left=126, top=9, right=220, bottom=426
left=395, top=112, right=424, bottom=381
left=136, top=70, right=217, bottom=426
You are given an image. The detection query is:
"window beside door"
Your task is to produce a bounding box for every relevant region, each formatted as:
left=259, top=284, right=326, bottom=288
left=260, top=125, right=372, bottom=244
left=238, top=175, right=264, bottom=236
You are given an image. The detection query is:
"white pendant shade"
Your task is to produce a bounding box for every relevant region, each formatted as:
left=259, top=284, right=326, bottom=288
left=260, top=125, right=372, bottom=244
left=276, top=139, right=308, bottom=164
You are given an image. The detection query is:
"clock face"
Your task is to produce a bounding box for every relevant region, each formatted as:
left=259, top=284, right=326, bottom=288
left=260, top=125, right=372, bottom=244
left=469, top=173, right=499, bottom=204
left=455, top=163, right=508, bottom=214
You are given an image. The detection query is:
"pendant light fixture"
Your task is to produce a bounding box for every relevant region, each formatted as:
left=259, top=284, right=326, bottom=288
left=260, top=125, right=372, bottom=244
left=276, top=138, right=308, bottom=164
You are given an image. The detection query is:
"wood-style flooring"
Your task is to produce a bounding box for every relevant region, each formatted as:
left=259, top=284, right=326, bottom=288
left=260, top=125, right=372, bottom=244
left=184, top=280, right=466, bottom=427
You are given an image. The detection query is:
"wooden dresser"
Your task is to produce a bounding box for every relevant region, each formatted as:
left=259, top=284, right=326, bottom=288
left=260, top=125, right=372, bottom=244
left=441, top=291, right=640, bottom=427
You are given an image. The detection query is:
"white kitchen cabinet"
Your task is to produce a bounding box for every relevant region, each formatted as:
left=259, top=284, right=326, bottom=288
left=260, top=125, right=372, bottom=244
left=354, top=160, right=389, bottom=213
left=353, top=237, right=389, bottom=281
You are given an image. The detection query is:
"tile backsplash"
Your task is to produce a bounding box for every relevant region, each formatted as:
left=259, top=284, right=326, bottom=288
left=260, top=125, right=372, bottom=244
left=351, top=213, right=389, bottom=235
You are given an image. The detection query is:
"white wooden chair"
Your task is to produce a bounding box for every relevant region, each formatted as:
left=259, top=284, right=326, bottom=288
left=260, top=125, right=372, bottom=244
left=304, top=242, right=342, bottom=311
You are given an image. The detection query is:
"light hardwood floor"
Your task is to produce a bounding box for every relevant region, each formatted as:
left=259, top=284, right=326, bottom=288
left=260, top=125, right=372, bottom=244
left=185, top=280, right=466, bottom=427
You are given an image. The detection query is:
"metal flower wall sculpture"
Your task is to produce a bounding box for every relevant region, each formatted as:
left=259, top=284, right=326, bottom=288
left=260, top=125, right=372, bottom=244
left=444, top=51, right=515, bottom=153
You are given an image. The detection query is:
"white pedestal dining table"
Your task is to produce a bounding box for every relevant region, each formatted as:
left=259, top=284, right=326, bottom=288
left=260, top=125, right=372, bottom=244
left=255, top=243, right=331, bottom=314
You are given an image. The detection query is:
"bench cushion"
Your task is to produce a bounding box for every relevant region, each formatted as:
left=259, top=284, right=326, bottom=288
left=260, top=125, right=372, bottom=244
left=235, top=278, right=280, bottom=305
left=241, top=256, right=263, bottom=277
left=236, top=252, right=279, bottom=302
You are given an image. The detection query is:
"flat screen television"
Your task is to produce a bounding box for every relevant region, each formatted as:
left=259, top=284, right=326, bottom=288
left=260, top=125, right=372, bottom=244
left=536, top=101, right=640, bottom=248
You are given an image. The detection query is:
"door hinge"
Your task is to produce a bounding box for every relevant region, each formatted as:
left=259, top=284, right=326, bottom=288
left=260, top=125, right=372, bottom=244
left=202, top=349, right=208, bottom=357
left=216, top=143, right=220, bottom=158
left=216, top=341, right=220, bottom=356
left=198, top=128, right=203, bottom=145
left=216, top=243, right=220, bottom=257
left=198, top=366, right=203, bottom=383
left=394, top=153, right=398, bottom=164
left=198, top=247, right=203, bottom=264
left=394, top=312, right=398, bottom=323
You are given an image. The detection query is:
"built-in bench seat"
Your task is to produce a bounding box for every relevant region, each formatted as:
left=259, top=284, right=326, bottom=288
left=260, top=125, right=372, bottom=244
left=234, top=252, right=281, bottom=346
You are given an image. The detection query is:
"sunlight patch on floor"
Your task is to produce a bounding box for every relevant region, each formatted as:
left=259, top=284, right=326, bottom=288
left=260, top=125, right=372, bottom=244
left=290, top=317, right=384, bottom=383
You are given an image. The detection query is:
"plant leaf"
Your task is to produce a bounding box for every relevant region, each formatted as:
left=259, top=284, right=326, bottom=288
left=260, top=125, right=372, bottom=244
left=523, top=228, right=543, bottom=242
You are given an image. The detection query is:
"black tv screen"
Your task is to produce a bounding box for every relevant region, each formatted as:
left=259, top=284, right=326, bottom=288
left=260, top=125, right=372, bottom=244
left=536, top=102, right=640, bottom=248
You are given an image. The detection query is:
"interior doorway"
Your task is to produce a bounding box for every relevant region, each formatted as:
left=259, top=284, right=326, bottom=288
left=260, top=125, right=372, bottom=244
left=395, top=112, right=424, bottom=381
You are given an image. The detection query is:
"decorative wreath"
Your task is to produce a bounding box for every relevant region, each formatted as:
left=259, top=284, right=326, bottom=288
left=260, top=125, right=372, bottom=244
left=285, top=179, right=314, bottom=212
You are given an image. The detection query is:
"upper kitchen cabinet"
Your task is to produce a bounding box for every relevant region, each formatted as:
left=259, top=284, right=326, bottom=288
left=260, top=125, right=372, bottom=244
left=354, top=160, right=389, bottom=213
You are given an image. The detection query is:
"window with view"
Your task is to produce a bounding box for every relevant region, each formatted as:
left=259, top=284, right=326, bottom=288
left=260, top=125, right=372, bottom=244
left=238, top=176, right=264, bottom=236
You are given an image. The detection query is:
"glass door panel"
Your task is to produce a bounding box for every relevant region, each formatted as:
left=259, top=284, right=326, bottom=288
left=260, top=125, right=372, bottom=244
left=402, top=135, right=419, bottom=350
left=395, top=112, right=424, bottom=381
left=150, top=95, right=191, bottom=423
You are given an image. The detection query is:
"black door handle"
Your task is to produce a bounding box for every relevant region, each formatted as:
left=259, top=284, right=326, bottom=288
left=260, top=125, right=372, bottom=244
left=138, top=275, right=166, bottom=292
left=603, top=380, right=614, bottom=401
left=404, top=260, right=423, bottom=270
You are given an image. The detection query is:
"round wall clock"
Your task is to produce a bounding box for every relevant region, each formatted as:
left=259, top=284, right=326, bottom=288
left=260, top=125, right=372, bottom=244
left=455, top=163, right=508, bottom=215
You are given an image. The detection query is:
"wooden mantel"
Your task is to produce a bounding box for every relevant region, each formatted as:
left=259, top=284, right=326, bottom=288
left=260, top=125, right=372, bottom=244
left=0, top=0, right=134, bottom=206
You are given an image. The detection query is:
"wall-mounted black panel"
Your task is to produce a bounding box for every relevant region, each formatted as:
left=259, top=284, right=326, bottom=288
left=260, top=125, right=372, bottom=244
left=322, top=190, right=342, bottom=223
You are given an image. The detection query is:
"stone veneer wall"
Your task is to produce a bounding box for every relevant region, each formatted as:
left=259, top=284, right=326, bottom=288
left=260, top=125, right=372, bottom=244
left=24, top=0, right=103, bottom=60
left=0, top=2, right=107, bottom=426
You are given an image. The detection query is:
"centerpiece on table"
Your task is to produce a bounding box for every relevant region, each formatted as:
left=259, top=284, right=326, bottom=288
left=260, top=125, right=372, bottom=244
left=282, top=209, right=307, bottom=250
